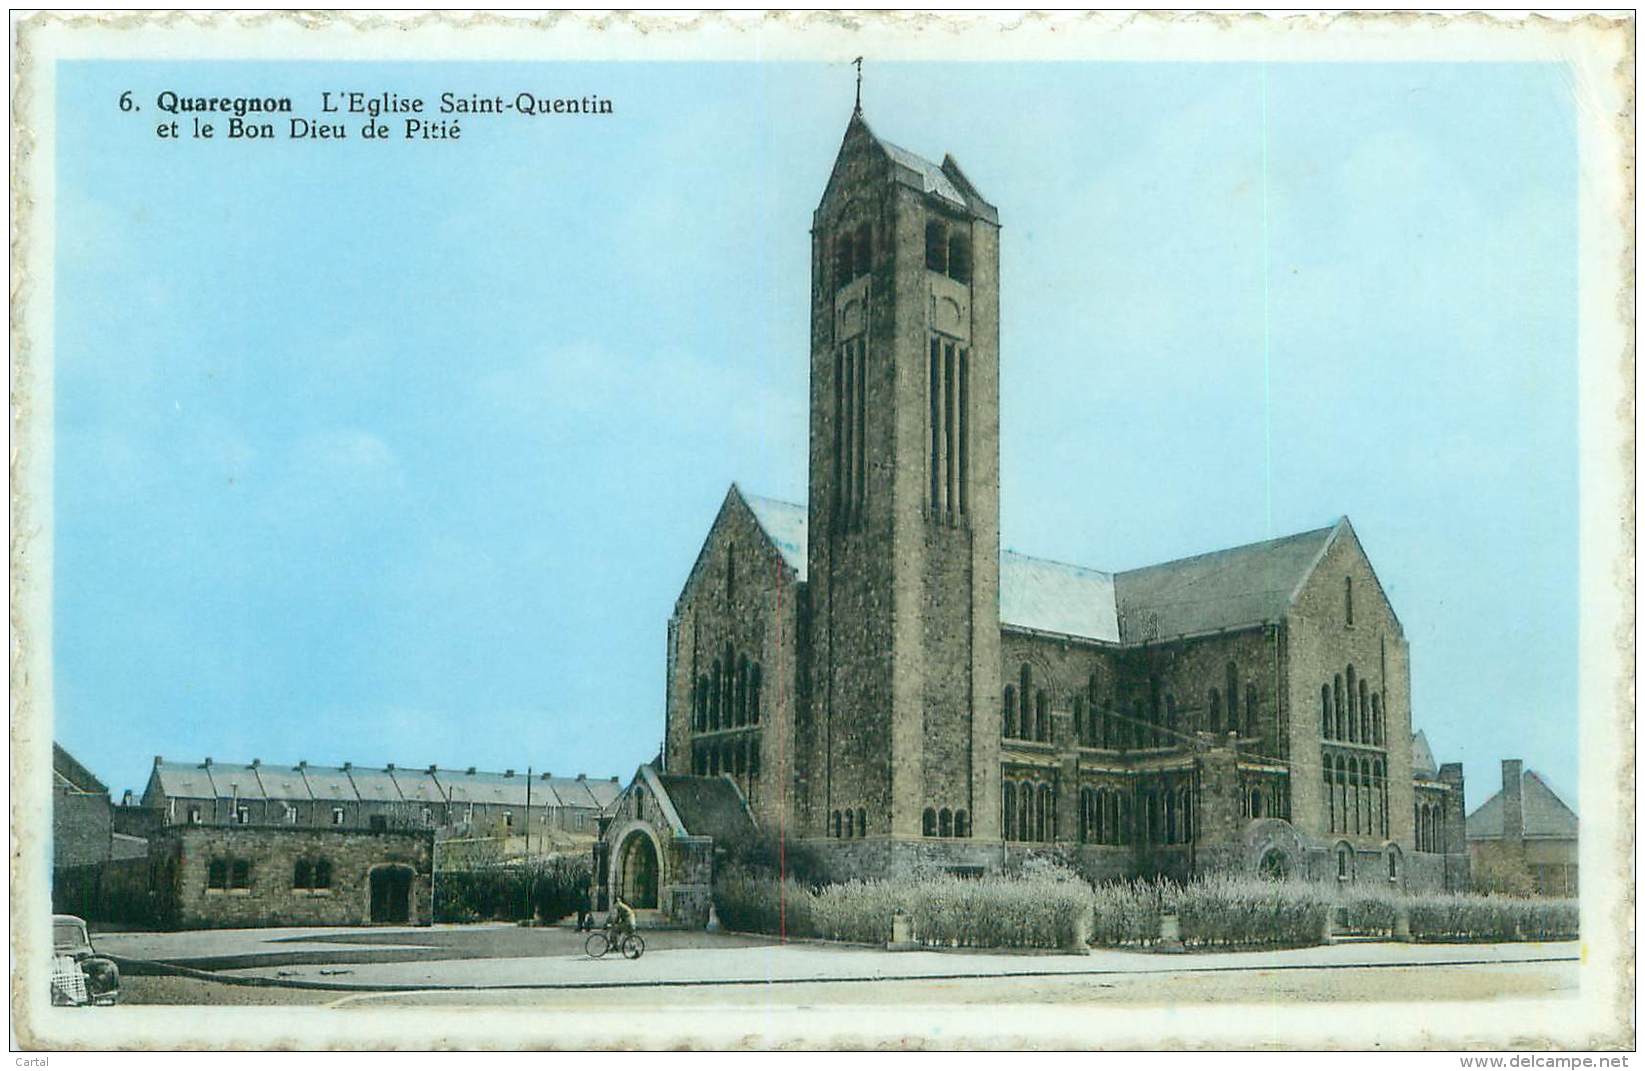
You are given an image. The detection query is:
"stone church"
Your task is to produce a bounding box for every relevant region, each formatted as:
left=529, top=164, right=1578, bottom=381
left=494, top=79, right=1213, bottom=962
left=596, top=106, right=1469, bottom=926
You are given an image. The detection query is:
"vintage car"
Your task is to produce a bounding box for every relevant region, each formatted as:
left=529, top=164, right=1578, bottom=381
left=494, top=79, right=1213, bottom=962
left=50, top=914, right=120, bottom=1006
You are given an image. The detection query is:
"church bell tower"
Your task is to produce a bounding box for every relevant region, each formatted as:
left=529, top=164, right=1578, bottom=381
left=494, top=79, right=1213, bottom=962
left=804, top=108, right=1003, bottom=844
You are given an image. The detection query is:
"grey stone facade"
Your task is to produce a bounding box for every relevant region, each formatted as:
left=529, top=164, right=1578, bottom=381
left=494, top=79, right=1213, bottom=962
left=148, top=824, right=434, bottom=930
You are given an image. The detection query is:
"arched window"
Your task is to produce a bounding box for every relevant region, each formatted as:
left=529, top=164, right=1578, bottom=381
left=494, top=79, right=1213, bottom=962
left=1149, top=677, right=1163, bottom=747
left=922, top=807, right=937, bottom=837
left=1359, top=679, right=1371, bottom=742
left=947, top=232, right=972, bottom=284
left=1371, top=694, right=1382, bottom=746
left=938, top=808, right=952, bottom=838
left=735, top=657, right=748, bottom=726
left=1166, top=695, right=1178, bottom=741
left=1226, top=663, right=1239, bottom=728
left=710, top=660, right=722, bottom=730
left=1003, top=685, right=1017, bottom=738
left=834, top=232, right=854, bottom=284
left=294, top=859, right=311, bottom=890
left=1180, top=787, right=1194, bottom=843
left=954, top=809, right=968, bottom=838
left=831, top=810, right=841, bottom=838
left=854, top=222, right=873, bottom=277
left=314, top=859, right=331, bottom=889
left=1087, top=674, right=1101, bottom=745
left=1165, top=788, right=1177, bottom=843
left=925, top=220, right=948, bottom=273
left=857, top=808, right=867, bottom=838
left=1132, top=699, right=1146, bottom=749
left=1250, top=789, right=1263, bottom=819
left=1324, top=752, right=1336, bottom=832
left=1118, top=794, right=1130, bottom=847
left=1018, top=785, right=1033, bottom=843
left=1208, top=689, right=1222, bottom=734
left=1346, top=666, right=1358, bottom=743
left=1002, top=782, right=1017, bottom=841
left=844, top=809, right=855, bottom=838
left=1345, top=576, right=1354, bottom=625
left=1042, top=783, right=1057, bottom=842
left=1322, top=685, right=1332, bottom=738
left=1072, top=697, right=1085, bottom=745
left=1245, top=685, right=1258, bottom=737
left=1019, top=665, right=1032, bottom=739
left=1337, top=844, right=1351, bottom=880
left=750, top=664, right=762, bottom=725
left=1333, top=674, right=1345, bottom=740
left=1035, top=690, right=1049, bottom=742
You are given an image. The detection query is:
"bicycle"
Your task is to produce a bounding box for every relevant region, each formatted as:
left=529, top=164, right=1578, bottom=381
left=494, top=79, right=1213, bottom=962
left=584, top=926, right=645, bottom=960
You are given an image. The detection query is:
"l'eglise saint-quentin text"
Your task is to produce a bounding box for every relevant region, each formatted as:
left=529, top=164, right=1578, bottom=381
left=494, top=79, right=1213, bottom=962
left=322, top=91, right=615, bottom=118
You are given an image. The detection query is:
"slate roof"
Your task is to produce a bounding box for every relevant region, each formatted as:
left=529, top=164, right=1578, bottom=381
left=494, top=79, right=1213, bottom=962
left=742, top=491, right=808, bottom=580
left=439, top=769, right=533, bottom=807
left=53, top=744, right=107, bottom=794
left=151, top=761, right=221, bottom=800
left=1411, top=731, right=1439, bottom=779
left=1467, top=770, right=1580, bottom=841
left=300, top=765, right=361, bottom=803
left=210, top=764, right=268, bottom=801
left=1112, top=525, right=1339, bottom=643
left=1473, top=774, right=1580, bottom=839
left=389, top=768, right=447, bottom=805
left=732, top=490, right=1343, bottom=646
left=654, top=774, right=755, bottom=841
left=343, top=766, right=404, bottom=802
left=878, top=138, right=969, bottom=209
left=1000, top=551, right=1120, bottom=642
left=257, top=765, right=314, bottom=802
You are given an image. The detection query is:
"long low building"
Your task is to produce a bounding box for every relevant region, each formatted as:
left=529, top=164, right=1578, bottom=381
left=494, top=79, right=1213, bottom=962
left=138, top=757, right=621, bottom=837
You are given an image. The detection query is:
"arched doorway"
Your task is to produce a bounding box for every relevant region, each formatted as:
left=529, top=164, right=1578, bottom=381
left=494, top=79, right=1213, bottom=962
left=617, top=831, right=660, bottom=909
left=1258, top=848, right=1290, bottom=881
left=369, top=864, right=413, bottom=923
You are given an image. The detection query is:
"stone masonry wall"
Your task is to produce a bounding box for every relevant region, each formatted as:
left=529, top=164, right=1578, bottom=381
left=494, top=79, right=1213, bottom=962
left=156, top=825, right=433, bottom=929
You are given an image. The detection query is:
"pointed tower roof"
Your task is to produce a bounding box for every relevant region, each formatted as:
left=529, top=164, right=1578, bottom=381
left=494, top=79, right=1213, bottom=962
left=819, top=110, right=998, bottom=223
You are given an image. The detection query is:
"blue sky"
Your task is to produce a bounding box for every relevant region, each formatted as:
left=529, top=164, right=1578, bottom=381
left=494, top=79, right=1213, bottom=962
left=53, top=61, right=1577, bottom=811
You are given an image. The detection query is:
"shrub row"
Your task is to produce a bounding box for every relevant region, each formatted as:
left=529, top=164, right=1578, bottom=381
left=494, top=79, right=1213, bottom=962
left=433, top=854, right=592, bottom=924
left=714, top=870, right=1091, bottom=949
left=715, top=869, right=1577, bottom=951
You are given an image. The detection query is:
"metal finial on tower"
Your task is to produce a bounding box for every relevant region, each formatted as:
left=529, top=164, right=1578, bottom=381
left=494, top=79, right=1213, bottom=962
left=853, top=56, right=863, bottom=113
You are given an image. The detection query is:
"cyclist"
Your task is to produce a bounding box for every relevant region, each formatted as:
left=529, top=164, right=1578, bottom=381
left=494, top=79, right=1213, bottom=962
left=609, top=896, right=636, bottom=942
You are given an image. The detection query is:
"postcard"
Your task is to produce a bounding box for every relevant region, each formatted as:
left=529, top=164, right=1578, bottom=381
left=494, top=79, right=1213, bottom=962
left=10, top=9, right=1634, bottom=1051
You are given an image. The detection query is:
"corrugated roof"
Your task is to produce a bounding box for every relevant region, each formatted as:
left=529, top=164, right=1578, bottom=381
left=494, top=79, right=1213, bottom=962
left=1114, top=524, right=1338, bottom=642
left=654, top=774, right=754, bottom=841
left=1467, top=769, right=1579, bottom=841
left=742, top=492, right=807, bottom=580
left=148, top=757, right=616, bottom=808
left=1411, top=731, right=1438, bottom=779
left=999, top=550, right=1119, bottom=642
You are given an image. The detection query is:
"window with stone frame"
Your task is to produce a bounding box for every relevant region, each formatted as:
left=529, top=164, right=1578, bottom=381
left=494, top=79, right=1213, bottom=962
left=229, top=859, right=251, bottom=890
left=207, top=858, right=228, bottom=890
left=922, top=807, right=937, bottom=837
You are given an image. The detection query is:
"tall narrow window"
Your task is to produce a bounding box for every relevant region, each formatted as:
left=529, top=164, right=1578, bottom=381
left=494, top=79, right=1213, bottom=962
left=834, top=232, right=854, bottom=285
left=1322, top=685, right=1332, bottom=738
left=948, top=232, right=972, bottom=285
left=1072, top=697, right=1085, bottom=745
left=1346, top=666, right=1358, bottom=743
left=925, top=220, right=947, bottom=272
left=854, top=222, right=873, bottom=277
left=1208, top=689, right=1222, bottom=734
left=1019, top=665, right=1032, bottom=740
left=938, top=808, right=952, bottom=838
left=922, top=808, right=937, bottom=837
left=1002, top=782, right=1017, bottom=840
left=833, top=347, right=845, bottom=517
left=929, top=337, right=942, bottom=511
left=1333, top=674, right=1344, bottom=739
left=1359, top=679, right=1371, bottom=742
left=1035, top=690, right=1049, bottom=742
left=1325, top=752, right=1335, bottom=832
left=1345, top=576, right=1354, bottom=625
left=1225, top=663, right=1239, bottom=729
left=943, top=341, right=957, bottom=518
left=1003, top=685, right=1017, bottom=738
left=957, top=347, right=969, bottom=517
left=1245, top=685, right=1258, bottom=737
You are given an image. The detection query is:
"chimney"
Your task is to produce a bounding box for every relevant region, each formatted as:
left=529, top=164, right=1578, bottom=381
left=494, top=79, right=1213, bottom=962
left=504, top=769, right=515, bottom=778
left=386, top=763, right=395, bottom=772
left=577, top=773, right=587, bottom=781
left=427, top=765, right=437, bottom=774
left=251, top=759, right=260, bottom=768
left=343, top=762, right=352, bottom=771
left=541, top=772, right=551, bottom=780
left=1502, top=759, right=1524, bottom=842
left=610, top=776, right=618, bottom=783
left=466, top=767, right=477, bottom=775
left=298, top=760, right=308, bottom=770
left=203, top=757, right=212, bottom=767
left=154, top=755, right=163, bottom=767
